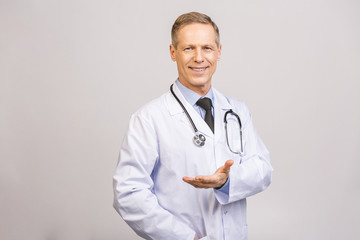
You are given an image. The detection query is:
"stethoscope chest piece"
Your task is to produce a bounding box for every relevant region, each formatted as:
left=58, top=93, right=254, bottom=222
left=193, top=132, right=206, bottom=146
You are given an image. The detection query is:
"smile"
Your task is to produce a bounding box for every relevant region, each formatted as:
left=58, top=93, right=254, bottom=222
left=189, top=67, right=208, bottom=72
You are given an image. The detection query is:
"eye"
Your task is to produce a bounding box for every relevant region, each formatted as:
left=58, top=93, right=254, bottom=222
left=184, top=47, right=192, bottom=51
left=204, top=46, right=212, bottom=50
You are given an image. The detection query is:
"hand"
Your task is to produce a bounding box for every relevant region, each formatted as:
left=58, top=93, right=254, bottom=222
left=183, top=160, right=234, bottom=189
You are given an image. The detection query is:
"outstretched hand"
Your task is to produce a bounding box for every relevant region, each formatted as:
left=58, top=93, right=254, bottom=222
left=183, top=160, right=234, bottom=189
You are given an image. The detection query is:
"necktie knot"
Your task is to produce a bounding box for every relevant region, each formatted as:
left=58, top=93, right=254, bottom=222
left=196, top=97, right=212, bottom=111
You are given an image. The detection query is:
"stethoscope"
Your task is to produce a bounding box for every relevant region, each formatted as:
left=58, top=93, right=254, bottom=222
left=170, top=84, right=244, bottom=155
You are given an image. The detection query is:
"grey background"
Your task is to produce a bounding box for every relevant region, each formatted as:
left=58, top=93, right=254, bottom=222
left=1, top=0, right=359, bottom=239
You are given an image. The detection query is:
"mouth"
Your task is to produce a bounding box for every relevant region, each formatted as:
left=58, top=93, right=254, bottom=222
left=189, top=66, right=209, bottom=72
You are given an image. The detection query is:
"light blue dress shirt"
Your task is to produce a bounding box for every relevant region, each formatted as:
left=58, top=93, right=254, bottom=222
left=175, top=79, right=214, bottom=118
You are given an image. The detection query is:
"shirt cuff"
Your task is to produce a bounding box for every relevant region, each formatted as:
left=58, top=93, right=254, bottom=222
left=216, top=178, right=230, bottom=195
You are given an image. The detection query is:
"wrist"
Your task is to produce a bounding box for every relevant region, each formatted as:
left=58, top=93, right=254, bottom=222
left=215, top=177, right=228, bottom=189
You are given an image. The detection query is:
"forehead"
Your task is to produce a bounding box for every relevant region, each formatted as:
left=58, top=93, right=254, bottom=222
left=177, top=23, right=217, bottom=46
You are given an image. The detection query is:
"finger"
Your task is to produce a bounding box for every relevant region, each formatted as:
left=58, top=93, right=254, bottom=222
left=196, top=175, right=227, bottom=189
left=183, top=177, right=202, bottom=186
left=185, top=179, right=211, bottom=189
left=182, top=176, right=195, bottom=182
left=195, top=175, right=217, bottom=184
left=224, top=160, right=234, bottom=171
left=184, top=176, right=215, bottom=188
left=215, top=160, right=234, bottom=175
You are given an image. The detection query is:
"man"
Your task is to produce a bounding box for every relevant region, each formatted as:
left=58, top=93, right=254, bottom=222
left=113, top=12, right=273, bottom=240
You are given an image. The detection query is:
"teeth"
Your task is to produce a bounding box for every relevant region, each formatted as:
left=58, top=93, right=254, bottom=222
left=192, top=68, right=206, bottom=72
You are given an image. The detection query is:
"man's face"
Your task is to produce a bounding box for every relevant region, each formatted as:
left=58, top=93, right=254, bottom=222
left=170, top=23, right=222, bottom=95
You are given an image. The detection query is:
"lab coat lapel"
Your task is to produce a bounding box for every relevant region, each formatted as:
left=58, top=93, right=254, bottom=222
left=213, top=87, right=233, bottom=145
left=167, top=84, right=214, bottom=138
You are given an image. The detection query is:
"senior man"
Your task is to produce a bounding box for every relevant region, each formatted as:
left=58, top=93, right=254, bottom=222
left=113, top=12, right=273, bottom=240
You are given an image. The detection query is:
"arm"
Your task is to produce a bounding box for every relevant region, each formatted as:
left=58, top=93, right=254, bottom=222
left=219, top=108, right=273, bottom=204
left=183, top=105, right=273, bottom=204
left=113, top=114, right=196, bottom=239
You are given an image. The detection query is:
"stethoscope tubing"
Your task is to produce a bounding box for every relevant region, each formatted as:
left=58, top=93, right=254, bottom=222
left=170, top=84, right=244, bottom=155
left=224, top=109, right=244, bottom=155
left=170, top=84, right=199, bottom=133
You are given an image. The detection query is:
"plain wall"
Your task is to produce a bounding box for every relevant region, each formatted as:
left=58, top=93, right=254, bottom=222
left=1, top=0, right=359, bottom=239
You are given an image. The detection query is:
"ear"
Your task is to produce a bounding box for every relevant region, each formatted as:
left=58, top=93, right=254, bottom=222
left=169, top=44, right=176, bottom=62
left=217, top=44, right=222, bottom=61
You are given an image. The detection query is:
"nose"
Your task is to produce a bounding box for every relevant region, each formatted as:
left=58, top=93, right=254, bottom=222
left=194, top=48, right=204, bottom=63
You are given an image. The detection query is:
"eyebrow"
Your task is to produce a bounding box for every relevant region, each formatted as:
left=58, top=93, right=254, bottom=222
left=182, top=43, right=217, bottom=47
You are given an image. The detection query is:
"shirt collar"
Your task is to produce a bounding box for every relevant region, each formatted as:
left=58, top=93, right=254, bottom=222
left=175, top=79, right=214, bottom=107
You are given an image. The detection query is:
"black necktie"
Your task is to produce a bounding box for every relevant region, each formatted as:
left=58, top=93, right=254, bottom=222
left=196, top=97, right=214, bottom=133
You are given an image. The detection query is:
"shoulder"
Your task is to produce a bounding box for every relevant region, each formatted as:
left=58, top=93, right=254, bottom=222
left=130, top=91, right=172, bottom=123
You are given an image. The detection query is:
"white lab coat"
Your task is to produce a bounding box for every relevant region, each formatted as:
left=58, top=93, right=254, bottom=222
left=113, top=83, right=273, bottom=240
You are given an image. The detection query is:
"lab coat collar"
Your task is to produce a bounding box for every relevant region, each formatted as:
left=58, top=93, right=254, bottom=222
left=212, top=87, right=233, bottom=144
left=168, top=83, right=189, bottom=116
left=212, top=87, right=233, bottom=111
left=167, top=83, right=213, bottom=137
left=167, top=83, right=234, bottom=140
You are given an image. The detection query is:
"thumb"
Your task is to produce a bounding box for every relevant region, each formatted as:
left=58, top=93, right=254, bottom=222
left=224, top=160, right=234, bottom=171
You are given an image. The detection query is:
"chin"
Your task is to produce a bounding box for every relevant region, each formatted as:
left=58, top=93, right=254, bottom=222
left=190, top=77, right=211, bottom=87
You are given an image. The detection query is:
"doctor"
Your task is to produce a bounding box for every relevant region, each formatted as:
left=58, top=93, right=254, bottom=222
left=113, top=12, right=273, bottom=240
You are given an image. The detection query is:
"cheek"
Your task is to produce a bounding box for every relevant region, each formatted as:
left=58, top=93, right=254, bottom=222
left=210, top=58, right=218, bottom=67
left=206, top=54, right=219, bottom=64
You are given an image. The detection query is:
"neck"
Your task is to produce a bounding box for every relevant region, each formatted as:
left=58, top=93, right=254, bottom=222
left=178, top=79, right=211, bottom=96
